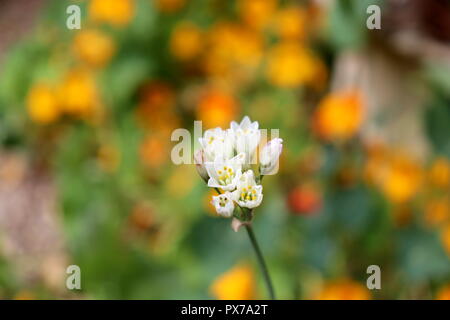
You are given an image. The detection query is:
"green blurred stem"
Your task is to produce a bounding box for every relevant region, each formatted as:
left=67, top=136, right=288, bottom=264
left=214, top=187, right=275, bottom=299
left=244, top=224, right=276, bottom=300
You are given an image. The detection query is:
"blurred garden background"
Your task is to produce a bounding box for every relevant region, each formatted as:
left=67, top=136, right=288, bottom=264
left=0, top=0, right=449, bottom=299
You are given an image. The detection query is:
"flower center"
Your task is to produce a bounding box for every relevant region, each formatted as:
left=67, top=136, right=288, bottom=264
left=217, top=166, right=235, bottom=186
left=219, top=196, right=228, bottom=207
left=239, top=186, right=257, bottom=202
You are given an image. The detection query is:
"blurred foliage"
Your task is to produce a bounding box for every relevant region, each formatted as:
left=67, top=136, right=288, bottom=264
left=0, top=0, right=448, bottom=300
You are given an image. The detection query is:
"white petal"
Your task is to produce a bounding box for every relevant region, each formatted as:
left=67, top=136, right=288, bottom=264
left=230, top=121, right=239, bottom=131
left=240, top=116, right=251, bottom=129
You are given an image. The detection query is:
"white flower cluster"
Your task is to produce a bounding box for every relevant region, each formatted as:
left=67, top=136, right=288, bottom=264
left=195, top=116, right=283, bottom=219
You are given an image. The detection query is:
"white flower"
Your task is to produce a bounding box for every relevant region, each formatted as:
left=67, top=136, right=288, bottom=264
left=194, top=149, right=209, bottom=182
left=232, top=170, right=263, bottom=209
left=259, top=138, right=283, bottom=175
left=205, top=153, right=246, bottom=191
left=230, top=116, right=261, bottom=164
left=199, top=127, right=234, bottom=162
left=211, top=192, right=235, bottom=217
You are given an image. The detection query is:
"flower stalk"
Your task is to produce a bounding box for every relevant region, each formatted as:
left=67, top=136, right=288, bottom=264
left=195, top=116, right=282, bottom=300
left=244, top=224, right=276, bottom=300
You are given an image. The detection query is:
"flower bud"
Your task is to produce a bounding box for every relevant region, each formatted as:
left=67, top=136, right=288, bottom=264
left=259, top=138, right=283, bottom=175
left=194, top=149, right=209, bottom=182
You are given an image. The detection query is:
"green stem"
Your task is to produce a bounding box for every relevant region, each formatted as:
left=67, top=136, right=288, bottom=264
left=244, top=224, right=276, bottom=300
left=213, top=188, right=275, bottom=299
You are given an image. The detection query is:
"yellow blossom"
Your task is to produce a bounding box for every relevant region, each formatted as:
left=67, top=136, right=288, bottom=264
left=89, top=0, right=134, bottom=26
left=266, top=42, right=320, bottom=88
left=210, top=264, right=256, bottom=300
left=73, top=29, right=115, bottom=67
left=365, top=147, right=423, bottom=204
left=58, top=69, right=99, bottom=116
left=313, top=90, right=364, bottom=141
left=238, top=0, right=277, bottom=30
left=197, top=89, right=238, bottom=129
left=204, top=23, right=263, bottom=80
left=26, top=83, right=60, bottom=124
left=170, top=22, right=203, bottom=61
left=424, top=197, right=449, bottom=227
left=230, top=29, right=263, bottom=68
left=313, top=279, right=371, bottom=300
left=273, top=7, right=306, bottom=39
left=382, top=156, right=422, bottom=204
left=429, top=157, right=450, bottom=189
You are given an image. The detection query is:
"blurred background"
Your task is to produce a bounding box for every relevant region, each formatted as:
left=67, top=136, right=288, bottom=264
left=0, top=0, right=449, bottom=300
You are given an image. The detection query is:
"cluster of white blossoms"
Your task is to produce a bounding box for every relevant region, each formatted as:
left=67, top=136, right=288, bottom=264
left=194, top=116, right=283, bottom=220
